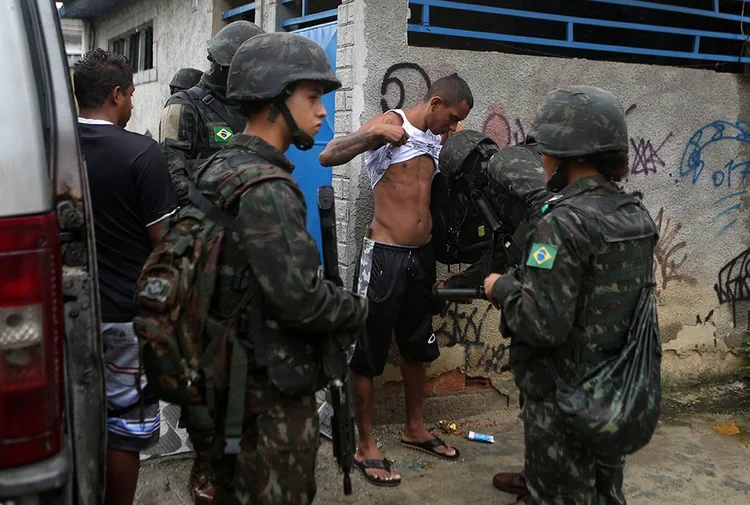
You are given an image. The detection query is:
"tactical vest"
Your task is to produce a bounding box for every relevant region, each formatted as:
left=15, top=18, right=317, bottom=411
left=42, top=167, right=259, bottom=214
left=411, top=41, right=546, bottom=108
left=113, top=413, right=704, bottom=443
left=511, top=185, right=657, bottom=400
left=196, top=147, right=349, bottom=396
left=554, top=188, right=657, bottom=356
left=182, top=85, right=248, bottom=178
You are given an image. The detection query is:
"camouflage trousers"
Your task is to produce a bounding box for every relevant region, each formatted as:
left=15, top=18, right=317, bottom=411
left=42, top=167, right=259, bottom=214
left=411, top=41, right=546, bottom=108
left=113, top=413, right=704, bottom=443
left=523, top=398, right=626, bottom=505
left=212, top=370, right=320, bottom=505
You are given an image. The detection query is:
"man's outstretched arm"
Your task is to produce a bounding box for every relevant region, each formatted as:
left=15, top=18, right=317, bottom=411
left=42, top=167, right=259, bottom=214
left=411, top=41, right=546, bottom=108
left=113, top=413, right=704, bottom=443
left=319, top=112, right=407, bottom=167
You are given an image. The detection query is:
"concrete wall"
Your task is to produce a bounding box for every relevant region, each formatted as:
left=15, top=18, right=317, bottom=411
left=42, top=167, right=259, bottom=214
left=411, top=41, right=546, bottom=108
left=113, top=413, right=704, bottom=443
left=87, top=0, right=218, bottom=136
left=335, top=0, right=750, bottom=394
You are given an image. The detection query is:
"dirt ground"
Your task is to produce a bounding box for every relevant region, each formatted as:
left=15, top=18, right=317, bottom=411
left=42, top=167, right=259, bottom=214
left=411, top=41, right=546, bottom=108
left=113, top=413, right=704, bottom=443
left=134, top=379, right=750, bottom=505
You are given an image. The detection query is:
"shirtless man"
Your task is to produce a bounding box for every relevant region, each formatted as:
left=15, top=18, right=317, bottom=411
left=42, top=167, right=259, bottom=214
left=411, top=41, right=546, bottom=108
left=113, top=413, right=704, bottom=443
left=319, top=73, right=473, bottom=486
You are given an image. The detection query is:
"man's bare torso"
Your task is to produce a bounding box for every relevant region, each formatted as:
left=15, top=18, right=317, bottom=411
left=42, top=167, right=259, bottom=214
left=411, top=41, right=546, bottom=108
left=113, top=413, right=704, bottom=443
left=370, top=154, right=435, bottom=246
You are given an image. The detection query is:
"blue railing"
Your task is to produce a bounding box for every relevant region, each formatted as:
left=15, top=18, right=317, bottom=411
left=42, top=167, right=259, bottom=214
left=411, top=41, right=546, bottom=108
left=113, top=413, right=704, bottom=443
left=280, top=0, right=337, bottom=28
left=223, top=1, right=337, bottom=26
left=409, top=0, right=750, bottom=65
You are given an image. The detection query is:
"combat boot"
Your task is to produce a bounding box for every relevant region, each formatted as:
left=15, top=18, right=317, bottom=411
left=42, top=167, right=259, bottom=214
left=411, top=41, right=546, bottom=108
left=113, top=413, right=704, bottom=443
left=493, top=470, right=528, bottom=495
left=189, top=443, right=216, bottom=505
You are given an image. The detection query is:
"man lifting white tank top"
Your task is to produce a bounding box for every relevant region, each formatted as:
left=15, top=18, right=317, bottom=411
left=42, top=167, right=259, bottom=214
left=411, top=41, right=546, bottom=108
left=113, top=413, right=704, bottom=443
left=319, top=73, right=473, bottom=487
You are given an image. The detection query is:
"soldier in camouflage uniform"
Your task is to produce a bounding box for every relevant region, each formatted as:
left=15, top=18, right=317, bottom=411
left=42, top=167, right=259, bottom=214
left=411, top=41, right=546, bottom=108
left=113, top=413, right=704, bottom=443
left=159, top=21, right=264, bottom=206
left=159, top=21, right=264, bottom=505
left=192, top=32, right=367, bottom=505
left=483, top=86, right=658, bottom=505
left=434, top=131, right=549, bottom=500
left=169, top=68, right=203, bottom=95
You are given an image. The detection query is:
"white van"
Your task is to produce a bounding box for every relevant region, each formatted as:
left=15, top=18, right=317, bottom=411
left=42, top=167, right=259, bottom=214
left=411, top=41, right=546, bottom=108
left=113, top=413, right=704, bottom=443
left=0, top=1, right=105, bottom=504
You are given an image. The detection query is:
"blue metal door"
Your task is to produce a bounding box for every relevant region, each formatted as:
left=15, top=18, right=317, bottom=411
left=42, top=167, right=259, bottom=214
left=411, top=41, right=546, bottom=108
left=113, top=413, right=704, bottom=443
left=286, top=21, right=338, bottom=257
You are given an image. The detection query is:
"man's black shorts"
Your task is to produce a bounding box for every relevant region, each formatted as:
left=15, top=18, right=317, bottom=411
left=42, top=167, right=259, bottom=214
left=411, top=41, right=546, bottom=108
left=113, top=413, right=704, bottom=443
left=349, top=236, right=439, bottom=378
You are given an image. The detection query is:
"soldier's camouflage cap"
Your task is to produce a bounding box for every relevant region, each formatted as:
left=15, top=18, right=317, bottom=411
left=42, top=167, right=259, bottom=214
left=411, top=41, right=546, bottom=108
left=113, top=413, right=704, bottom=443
left=227, top=32, right=341, bottom=102
left=169, top=68, right=202, bottom=90
left=208, top=20, right=265, bottom=67
left=438, top=129, right=499, bottom=180
left=528, top=85, right=629, bottom=158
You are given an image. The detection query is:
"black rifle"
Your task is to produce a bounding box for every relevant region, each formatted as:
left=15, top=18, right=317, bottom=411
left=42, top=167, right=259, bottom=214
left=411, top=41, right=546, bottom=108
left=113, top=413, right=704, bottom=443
left=317, top=186, right=355, bottom=496
left=437, top=189, right=522, bottom=301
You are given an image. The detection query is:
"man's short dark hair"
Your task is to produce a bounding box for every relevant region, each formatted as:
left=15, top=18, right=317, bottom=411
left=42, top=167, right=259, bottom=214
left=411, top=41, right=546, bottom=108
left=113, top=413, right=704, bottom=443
left=73, top=49, right=133, bottom=109
left=424, top=73, right=473, bottom=109
left=591, top=150, right=630, bottom=182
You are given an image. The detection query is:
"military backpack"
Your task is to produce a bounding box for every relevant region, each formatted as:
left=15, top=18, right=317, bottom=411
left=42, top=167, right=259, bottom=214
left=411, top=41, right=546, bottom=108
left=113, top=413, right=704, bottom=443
left=132, top=160, right=293, bottom=450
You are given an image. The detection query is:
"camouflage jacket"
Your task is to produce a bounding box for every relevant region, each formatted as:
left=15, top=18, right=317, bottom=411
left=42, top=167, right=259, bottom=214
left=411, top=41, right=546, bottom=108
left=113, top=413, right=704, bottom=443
left=445, top=145, right=551, bottom=289
left=159, top=80, right=247, bottom=205
left=492, top=175, right=657, bottom=399
left=196, top=134, right=368, bottom=393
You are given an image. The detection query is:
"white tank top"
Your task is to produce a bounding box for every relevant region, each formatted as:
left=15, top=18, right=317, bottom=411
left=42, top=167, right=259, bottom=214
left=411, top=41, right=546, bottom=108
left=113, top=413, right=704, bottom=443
left=364, top=109, right=443, bottom=189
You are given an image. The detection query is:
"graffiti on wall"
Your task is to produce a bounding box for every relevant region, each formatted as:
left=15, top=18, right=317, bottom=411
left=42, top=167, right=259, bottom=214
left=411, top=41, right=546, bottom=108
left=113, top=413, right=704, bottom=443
left=714, top=247, right=750, bottom=328
left=379, top=62, right=432, bottom=113
left=679, top=120, right=750, bottom=236
left=482, top=104, right=526, bottom=148
left=623, top=103, right=674, bottom=177
left=653, top=207, right=698, bottom=297
left=630, top=133, right=673, bottom=176
left=435, top=302, right=508, bottom=374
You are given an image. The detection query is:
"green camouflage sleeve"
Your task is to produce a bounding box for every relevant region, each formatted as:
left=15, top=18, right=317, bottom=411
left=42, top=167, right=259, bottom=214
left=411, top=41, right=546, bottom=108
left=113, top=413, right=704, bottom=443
left=492, top=206, right=593, bottom=348
left=159, top=92, right=199, bottom=205
left=236, top=179, right=367, bottom=333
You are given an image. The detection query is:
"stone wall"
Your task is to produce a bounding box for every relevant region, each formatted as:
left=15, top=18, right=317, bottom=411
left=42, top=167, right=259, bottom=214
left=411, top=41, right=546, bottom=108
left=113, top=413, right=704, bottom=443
left=336, top=0, right=750, bottom=394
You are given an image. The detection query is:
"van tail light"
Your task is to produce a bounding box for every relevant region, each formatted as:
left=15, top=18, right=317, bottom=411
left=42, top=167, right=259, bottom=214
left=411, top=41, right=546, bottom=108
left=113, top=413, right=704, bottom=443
left=0, top=211, right=65, bottom=468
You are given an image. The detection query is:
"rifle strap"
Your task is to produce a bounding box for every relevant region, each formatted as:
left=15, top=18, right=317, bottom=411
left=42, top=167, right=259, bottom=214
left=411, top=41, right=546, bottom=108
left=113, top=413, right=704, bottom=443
left=185, top=86, right=238, bottom=131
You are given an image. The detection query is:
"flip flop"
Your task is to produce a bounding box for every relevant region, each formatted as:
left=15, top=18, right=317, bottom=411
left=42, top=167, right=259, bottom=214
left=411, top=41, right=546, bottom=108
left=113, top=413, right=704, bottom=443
left=353, top=458, right=401, bottom=487
left=400, top=435, right=460, bottom=461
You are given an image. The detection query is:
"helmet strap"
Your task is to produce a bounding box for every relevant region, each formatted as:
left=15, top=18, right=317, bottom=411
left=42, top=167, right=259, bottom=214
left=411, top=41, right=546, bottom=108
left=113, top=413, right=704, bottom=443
left=274, top=91, right=315, bottom=151
left=202, top=63, right=229, bottom=97
left=547, top=158, right=572, bottom=192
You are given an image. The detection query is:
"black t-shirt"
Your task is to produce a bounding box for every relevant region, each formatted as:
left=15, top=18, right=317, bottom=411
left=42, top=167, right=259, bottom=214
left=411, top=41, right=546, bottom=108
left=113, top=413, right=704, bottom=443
left=79, top=120, right=178, bottom=322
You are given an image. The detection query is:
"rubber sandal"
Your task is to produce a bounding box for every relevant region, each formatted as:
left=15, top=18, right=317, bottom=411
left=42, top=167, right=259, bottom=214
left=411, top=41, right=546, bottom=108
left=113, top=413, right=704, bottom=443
left=400, top=435, right=460, bottom=461
left=353, top=458, right=401, bottom=487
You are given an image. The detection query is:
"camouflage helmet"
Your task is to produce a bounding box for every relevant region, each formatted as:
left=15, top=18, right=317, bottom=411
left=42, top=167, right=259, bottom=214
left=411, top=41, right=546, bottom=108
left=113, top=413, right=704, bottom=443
left=438, top=129, right=499, bottom=181
left=169, top=68, right=202, bottom=91
left=528, top=85, right=628, bottom=158
left=207, top=20, right=264, bottom=67
left=227, top=32, right=341, bottom=102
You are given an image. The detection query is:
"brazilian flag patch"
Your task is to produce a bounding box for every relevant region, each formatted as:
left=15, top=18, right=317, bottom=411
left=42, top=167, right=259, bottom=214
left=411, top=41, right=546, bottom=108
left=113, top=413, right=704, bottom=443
left=526, top=243, right=557, bottom=270
left=214, top=126, right=233, bottom=143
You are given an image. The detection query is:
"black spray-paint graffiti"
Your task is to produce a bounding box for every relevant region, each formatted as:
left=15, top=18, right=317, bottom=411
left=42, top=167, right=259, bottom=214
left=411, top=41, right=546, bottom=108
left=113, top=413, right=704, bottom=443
left=653, top=207, right=697, bottom=297
left=434, top=302, right=508, bottom=374
left=714, top=248, right=750, bottom=328
left=630, top=133, right=673, bottom=176
left=624, top=104, right=673, bottom=177
left=380, top=62, right=432, bottom=113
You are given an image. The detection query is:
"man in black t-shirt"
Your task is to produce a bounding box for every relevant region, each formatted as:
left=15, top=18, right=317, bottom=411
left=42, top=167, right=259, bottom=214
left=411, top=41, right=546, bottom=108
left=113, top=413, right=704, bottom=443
left=73, top=49, right=178, bottom=505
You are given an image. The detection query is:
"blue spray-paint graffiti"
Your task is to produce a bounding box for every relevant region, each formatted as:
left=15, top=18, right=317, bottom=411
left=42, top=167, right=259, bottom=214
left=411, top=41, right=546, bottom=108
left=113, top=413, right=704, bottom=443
left=679, top=121, right=750, bottom=236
